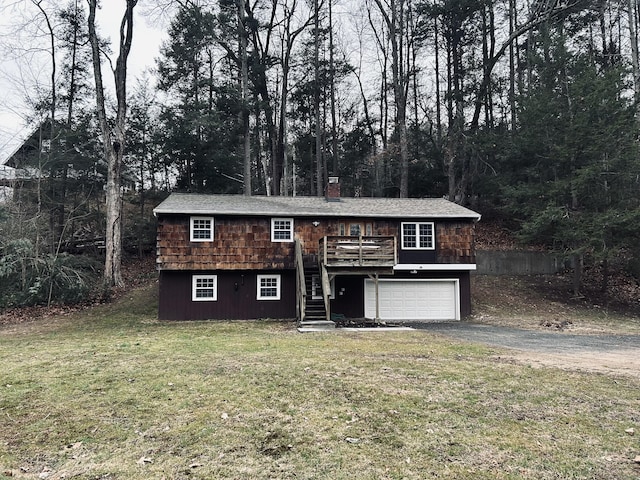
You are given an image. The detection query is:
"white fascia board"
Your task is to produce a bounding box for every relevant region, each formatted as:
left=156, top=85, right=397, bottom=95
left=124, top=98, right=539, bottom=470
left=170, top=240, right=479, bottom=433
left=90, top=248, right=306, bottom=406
left=394, top=264, right=477, bottom=271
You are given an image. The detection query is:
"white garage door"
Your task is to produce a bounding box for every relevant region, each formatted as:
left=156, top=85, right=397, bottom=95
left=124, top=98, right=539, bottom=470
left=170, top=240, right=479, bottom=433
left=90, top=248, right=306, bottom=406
left=364, top=279, right=460, bottom=321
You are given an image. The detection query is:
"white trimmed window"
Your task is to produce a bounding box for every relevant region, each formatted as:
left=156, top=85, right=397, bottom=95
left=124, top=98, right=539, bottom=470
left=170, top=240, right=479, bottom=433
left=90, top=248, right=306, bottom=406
left=190, top=216, right=214, bottom=242
left=401, top=222, right=435, bottom=250
left=192, top=275, right=217, bottom=301
left=271, top=218, right=294, bottom=242
left=257, top=274, right=281, bottom=300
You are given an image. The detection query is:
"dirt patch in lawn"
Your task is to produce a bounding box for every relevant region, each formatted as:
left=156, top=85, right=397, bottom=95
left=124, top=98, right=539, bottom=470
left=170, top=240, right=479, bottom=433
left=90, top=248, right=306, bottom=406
left=471, top=274, right=640, bottom=335
left=469, top=275, right=640, bottom=378
left=501, top=349, right=640, bottom=379
left=470, top=273, right=640, bottom=377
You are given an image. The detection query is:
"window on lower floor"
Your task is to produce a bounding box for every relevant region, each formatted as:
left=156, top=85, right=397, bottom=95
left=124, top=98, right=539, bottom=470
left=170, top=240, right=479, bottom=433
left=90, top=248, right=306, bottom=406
left=401, top=222, right=435, bottom=250
left=257, top=274, right=281, bottom=300
left=192, top=275, right=217, bottom=301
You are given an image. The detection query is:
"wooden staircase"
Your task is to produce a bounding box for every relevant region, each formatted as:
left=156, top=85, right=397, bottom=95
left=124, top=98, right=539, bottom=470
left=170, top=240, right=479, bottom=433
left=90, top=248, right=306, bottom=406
left=297, top=255, right=335, bottom=331
left=295, top=236, right=398, bottom=331
left=304, top=265, right=326, bottom=321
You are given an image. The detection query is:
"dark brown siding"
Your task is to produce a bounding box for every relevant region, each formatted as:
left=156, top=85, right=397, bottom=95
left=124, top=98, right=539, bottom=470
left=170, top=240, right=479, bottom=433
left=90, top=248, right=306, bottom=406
left=397, top=249, right=438, bottom=264
left=159, top=270, right=296, bottom=321
left=330, top=276, right=366, bottom=318
left=327, top=270, right=472, bottom=320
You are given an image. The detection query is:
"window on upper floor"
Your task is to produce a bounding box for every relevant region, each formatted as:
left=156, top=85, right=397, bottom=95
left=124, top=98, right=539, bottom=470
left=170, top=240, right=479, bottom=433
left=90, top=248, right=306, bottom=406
left=365, top=223, right=373, bottom=236
left=192, top=275, right=217, bottom=301
left=190, top=216, right=214, bottom=242
left=345, top=223, right=372, bottom=237
left=271, top=218, right=294, bottom=242
left=257, top=274, right=281, bottom=300
left=401, top=222, right=435, bottom=250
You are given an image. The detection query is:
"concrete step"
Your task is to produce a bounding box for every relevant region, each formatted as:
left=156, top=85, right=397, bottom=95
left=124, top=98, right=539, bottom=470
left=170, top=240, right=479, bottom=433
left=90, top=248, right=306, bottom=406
left=299, top=319, right=336, bottom=330
left=305, top=315, right=326, bottom=321
left=298, top=320, right=336, bottom=332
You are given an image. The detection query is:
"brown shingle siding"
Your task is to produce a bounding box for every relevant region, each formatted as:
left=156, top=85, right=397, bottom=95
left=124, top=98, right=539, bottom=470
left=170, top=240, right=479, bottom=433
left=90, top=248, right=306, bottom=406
left=157, top=215, right=297, bottom=270
left=156, top=215, right=477, bottom=271
left=436, top=222, right=476, bottom=264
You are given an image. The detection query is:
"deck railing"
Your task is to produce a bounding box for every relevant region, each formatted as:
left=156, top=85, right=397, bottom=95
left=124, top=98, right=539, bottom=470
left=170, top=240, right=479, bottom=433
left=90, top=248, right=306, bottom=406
left=319, top=235, right=397, bottom=268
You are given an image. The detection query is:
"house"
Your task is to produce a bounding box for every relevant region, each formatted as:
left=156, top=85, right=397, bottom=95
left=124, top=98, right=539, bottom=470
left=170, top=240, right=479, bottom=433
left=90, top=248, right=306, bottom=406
left=0, top=164, right=16, bottom=203
left=153, top=180, right=481, bottom=324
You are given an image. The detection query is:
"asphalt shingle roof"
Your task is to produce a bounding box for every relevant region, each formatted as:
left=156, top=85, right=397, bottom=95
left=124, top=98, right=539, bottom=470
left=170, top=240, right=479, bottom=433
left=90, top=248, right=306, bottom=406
left=153, top=193, right=481, bottom=220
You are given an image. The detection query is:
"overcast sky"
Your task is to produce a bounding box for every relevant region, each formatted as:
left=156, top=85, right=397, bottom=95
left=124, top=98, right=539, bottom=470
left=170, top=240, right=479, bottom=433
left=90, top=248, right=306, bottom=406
left=0, top=1, right=166, bottom=163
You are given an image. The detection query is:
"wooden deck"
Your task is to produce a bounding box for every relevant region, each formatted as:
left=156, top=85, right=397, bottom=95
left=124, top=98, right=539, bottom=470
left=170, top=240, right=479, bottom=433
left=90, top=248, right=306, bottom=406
left=319, top=236, right=397, bottom=269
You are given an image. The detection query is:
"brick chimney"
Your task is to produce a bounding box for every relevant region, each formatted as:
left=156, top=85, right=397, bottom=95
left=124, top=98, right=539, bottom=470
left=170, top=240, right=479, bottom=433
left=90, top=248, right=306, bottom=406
left=326, top=176, right=341, bottom=201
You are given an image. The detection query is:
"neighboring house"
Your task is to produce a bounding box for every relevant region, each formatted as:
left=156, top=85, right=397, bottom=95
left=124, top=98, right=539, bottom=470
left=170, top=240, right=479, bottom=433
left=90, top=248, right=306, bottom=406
left=153, top=179, right=481, bottom=324
left=1, top=124, right=45, bottom=202
left=0, top=164, right=16, bottom=203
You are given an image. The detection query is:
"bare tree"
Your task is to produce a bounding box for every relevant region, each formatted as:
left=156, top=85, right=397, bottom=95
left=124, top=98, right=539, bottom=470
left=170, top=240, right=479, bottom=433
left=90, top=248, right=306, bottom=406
left=277, top=0, right=316, bottom=195
left=87, top=0, right=137, bottom=288
left=628, top=0, right=640, bottom=111
left=371, top=0, right=414, bottom=197
left=314, top=0, right=324, bottom=196
left=237, top=0, right=251, bottom=196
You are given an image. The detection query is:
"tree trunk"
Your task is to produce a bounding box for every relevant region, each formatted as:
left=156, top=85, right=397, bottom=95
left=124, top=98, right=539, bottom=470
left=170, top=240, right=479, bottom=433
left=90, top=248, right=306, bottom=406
left=238, top=0, right=251, bottom=196
left=434, top=17, right=442, bottom=144
left=32, top=1, right=58, bottom=252
left=371, top=0, right=410, bottom=197
left=314, top=0, right=323, bottom=196
left=88, top=0, right=136, bottom=288
left=329, top=0, right=339, bottom=176
left=629, top=0, right=640, bottom=110
left=277, top=5, right=315, bottom=195
left=508, top=0, right=517, bottom=129
left=572, top=253, right=583, bottom=297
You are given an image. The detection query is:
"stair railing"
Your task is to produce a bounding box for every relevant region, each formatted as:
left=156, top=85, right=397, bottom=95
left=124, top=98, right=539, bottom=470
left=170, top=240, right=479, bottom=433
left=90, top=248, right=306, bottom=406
left=294, top=238, right=306, bottom=323
left=320, top=263, right=331, bottom=322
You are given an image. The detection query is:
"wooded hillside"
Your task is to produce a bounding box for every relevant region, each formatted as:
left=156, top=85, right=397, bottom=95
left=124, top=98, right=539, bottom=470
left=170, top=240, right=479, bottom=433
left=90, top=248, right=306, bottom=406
left=1, top=0, right=639, bottom=303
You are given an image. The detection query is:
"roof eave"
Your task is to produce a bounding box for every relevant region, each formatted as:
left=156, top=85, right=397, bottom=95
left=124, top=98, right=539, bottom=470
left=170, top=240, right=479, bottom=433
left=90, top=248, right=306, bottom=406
left=152, top=208, right=481, bottom=220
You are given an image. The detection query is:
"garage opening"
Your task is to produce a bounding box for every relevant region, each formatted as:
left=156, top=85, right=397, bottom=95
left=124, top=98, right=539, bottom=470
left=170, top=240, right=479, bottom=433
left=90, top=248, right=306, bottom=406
left=364, top=279, right=460, bottom=321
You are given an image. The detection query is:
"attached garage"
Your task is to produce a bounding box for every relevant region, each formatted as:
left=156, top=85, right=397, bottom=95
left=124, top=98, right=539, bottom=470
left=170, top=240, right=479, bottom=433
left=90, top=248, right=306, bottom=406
left=364, top=278, right=460, bottom=321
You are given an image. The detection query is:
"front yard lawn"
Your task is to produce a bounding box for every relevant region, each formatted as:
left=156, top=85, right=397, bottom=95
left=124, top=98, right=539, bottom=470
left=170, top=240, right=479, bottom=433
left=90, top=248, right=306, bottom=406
left=1, top=285, right=639, bottom=479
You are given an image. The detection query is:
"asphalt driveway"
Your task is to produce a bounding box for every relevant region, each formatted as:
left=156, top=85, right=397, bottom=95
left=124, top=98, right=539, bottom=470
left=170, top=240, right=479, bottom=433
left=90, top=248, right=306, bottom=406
left=409, top=322, right=640, bottom=354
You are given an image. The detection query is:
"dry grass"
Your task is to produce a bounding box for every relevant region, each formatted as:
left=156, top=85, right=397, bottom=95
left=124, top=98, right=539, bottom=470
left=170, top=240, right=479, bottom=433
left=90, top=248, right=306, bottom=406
left=1, top=284, right=639, bottom=479
left=471, top=274, right=640, bottom=335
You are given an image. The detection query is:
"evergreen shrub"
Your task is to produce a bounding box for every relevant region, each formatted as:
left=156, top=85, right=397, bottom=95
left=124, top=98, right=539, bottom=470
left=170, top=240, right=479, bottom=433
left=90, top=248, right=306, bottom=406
left=0, top=239, right=101, bottom=308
